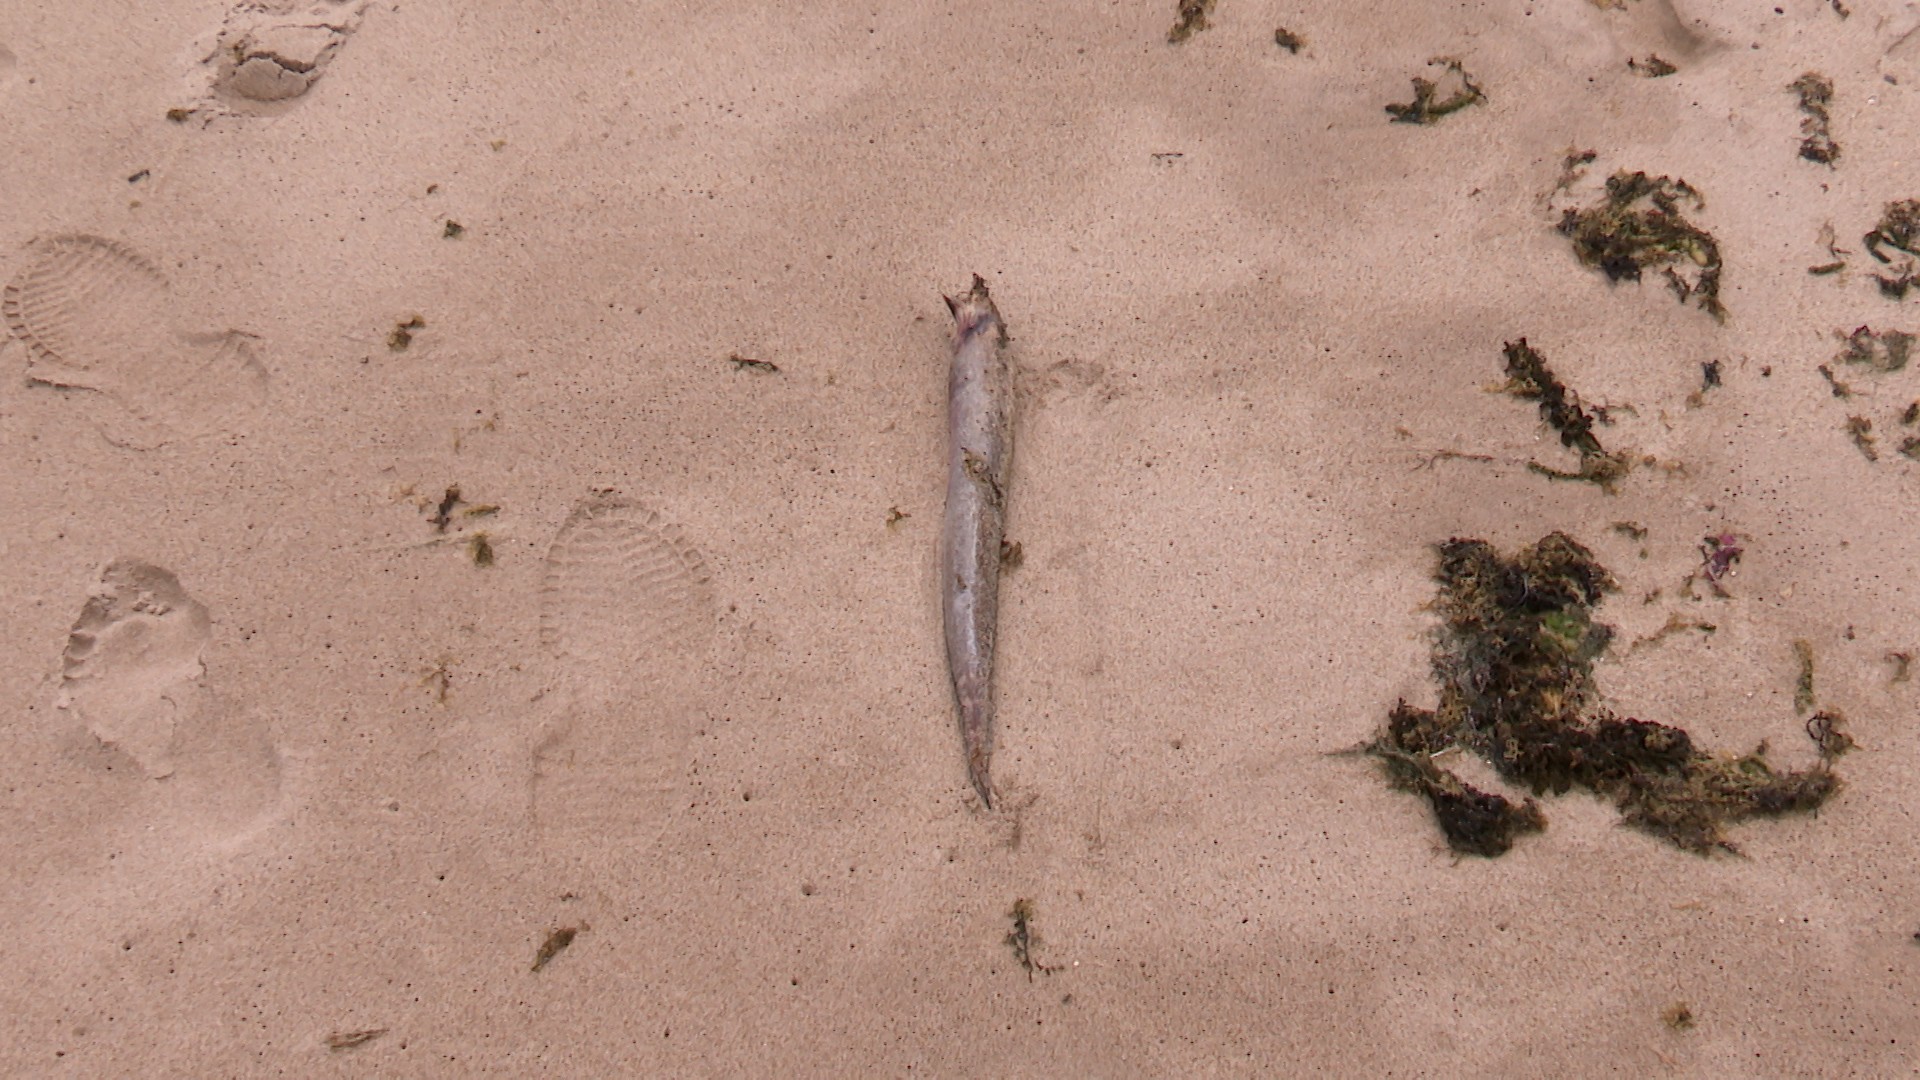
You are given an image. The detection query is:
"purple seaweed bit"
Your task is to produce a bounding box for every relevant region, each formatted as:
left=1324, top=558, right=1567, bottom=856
left=1701, top=533, right=1742, bottom=581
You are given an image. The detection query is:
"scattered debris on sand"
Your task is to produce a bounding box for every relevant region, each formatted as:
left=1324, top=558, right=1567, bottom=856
left=1817, top=327, right=1920, bottom=463
left=1836, top=326, right=1914, bottom=373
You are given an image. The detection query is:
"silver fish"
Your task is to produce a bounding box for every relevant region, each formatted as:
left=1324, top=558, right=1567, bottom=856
left=942, top=275, right=1013, bottom=808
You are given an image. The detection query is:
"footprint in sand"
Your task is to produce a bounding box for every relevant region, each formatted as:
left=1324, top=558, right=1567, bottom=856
left=3, top=234, right=268, bottom=446
left=187, top=0, right=369, bottom=116
left=530, top=493, right=716, bottom=851
left=57, top=560, right=281, bottom=839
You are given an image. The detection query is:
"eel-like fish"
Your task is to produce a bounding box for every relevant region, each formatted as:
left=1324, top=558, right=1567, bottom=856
left=942, top=274, right=1013, bottom=808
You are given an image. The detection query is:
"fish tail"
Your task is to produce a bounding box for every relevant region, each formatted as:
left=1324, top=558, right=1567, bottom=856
left=956, top=676, right=995, bottom=808
left=968, top=741, right=994, bottom=809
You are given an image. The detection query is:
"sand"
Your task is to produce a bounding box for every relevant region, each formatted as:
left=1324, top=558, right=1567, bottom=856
left=2, top=0, right=1918, bottom=1073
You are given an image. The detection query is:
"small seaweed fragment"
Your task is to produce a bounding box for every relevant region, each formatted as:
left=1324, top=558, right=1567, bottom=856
left=532, top=924, right=585, bottom=973
left=1810, top=221, right=1849, bottom=276
left=468, top=532, right=494, bottom=567
left=1274, top=27, right=1304, bottom=53
left=1805, top=710, right=1855, bottom=761
left=1359, top=534, right=1842, bottom=856
left=1168, top=0, right=1215, bottom=43
left=1629, top=613, right=1717, bottom=653
left=1836, top=326, right=1915, bottom=373
left=1686, top=359, right=1724, bottom=408
left=389, top=315, right=426, bottom=352
left=443, top=219, right=465, bottom=238
left=1888, top=651, right=1913, bottom=683
left=1552, top=148, right=1599, bottom=198
left=885, top=506, right=910, bottom=529
left=1613, top=521, right=1649, bottom=540
left=1500, top=339, right=1634, bottom=491
left=1865, top=200, right=1920, bottom=263
left=1005, top=899, right=1058, bottom=980
left=1817, top=365, right=1854, bottom=398
left=728, top=353, right=780, bottom=373
left=1000, top=539, right=1024, bottom=569
left=1864, top=200, right=1920, bottom=299
left=1846, top=415, right=1879, bottom=461
left=1529, top=454, right=1634, bottom=489
left=1385, top=58, right=1484, bottom=124
left=420, top=658, right=453, bottom=705
left=1629, top=55, right=1678, bottom=77
left=1413, top=447, right=1496, bottom=470
left=1790, top=73, right=1839, bottom=166
left=325, top=1028, right=389, bottom=1052
left=1878, top=273, right=1919, bottom=301
left=1700, top=532, right=1742, bottom=586
left=1793, top=639, right=1817, bottom=714
left=165, top=107, right=193, bottom=122
left=430, top=485, right=462, bottom=532
left=1662, top=1002, right=1696, bottom=1031
left=1902, top=437, right=1920, bottom=460
left=1558, top=171, right=1724, bottom=320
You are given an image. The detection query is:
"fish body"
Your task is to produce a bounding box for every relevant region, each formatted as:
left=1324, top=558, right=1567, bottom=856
left=942, top=275, right=1012, bottom=808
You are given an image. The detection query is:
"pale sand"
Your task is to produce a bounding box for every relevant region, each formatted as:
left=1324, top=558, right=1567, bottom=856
left=2, top=0, right=1918, bottom=1073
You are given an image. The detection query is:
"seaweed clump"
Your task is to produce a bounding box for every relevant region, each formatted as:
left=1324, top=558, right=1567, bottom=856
left=1362, top=533, right=1841, bottom=856
left=1558, top=171, right=1725, bottom=321
left=1168, top=0, right=1215, bottom=43
left=1501, top=339, right=1634, bottom=491
left=1385, top=58, right=1484, bottom=124
left=1822, top=327, right=1920, bottom=462
left=1789, top=73, right=1839, bottom=166
left=1864, top=200, right=1920, bottom=299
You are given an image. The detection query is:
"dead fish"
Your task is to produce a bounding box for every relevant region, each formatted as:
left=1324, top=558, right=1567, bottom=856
left=942, top=275, right=1013, bottom=808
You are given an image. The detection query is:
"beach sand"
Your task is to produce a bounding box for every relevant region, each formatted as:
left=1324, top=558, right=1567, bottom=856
left=2, top=0, right=1918, bottom=1073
